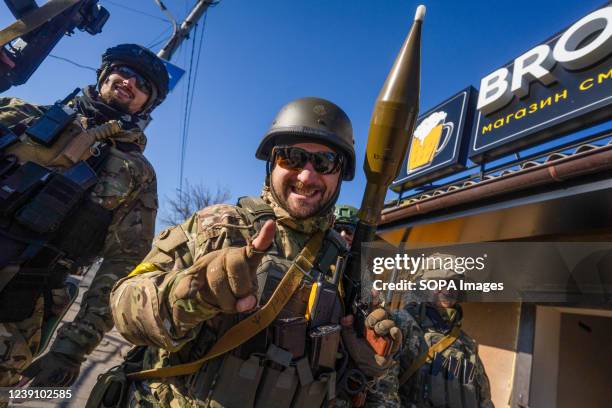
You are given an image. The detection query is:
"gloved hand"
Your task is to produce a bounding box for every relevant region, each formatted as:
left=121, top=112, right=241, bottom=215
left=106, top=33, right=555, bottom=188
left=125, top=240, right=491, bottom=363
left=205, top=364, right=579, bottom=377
left=19, top=351, right=82, bottom=387
left=195, top=220, right=275, bottom=313
left=340, top=308, right=403, bottom=378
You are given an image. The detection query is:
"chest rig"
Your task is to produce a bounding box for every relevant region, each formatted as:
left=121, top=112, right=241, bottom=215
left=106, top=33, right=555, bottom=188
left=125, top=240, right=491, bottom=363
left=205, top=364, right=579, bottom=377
left=0, top=95, right=127, bottom=320
left=405, top=304, right=481, bottom=408
left=188, top=196, right=348, bottom=408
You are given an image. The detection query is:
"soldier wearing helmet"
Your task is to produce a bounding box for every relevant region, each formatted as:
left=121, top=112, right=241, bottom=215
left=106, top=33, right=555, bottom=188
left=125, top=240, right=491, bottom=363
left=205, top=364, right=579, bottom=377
left=100, top=97, right=402, bottom=407
left=334, top=204, right=358, bottom=247
left=367, top=254, right=494, bottom=408
left=0, top=44, right=169, bottom=389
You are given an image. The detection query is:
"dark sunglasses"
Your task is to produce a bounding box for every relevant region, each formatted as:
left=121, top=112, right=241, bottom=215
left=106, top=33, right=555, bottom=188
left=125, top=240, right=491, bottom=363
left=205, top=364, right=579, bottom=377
left=111, top=65, right=152, bottom=94
left=273, top=146, right=342, bottom=175
left=334, top=224, right=355, bottom=235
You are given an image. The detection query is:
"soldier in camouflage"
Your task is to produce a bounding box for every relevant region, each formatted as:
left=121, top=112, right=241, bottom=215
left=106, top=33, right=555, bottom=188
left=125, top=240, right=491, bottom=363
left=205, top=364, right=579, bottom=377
left=0, top=44, right=169, bottom=391
left=367, top=254, right=494, bottom=408
left=102, top=97, right=403, bottom=408
left=333, top=204, right=358, bottom=248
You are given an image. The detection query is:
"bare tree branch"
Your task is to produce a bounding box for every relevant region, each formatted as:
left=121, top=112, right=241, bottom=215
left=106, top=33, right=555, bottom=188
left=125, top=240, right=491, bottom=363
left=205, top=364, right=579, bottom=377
left=160, top=180, right=231, bottom=227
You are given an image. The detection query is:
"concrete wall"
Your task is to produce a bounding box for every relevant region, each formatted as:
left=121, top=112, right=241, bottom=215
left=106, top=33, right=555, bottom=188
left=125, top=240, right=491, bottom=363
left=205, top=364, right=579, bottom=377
left=461, top=302, right=521, bottom=408
left=556, top=313, right=612, bottom=408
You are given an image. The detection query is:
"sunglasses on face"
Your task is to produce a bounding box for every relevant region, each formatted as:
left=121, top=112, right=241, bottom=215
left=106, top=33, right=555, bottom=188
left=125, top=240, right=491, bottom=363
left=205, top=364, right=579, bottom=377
left=110, top=66, right=152, bottom=94
left=272, top=146, right=343, bottom=175
left=334, top=224, right=355, bottom=235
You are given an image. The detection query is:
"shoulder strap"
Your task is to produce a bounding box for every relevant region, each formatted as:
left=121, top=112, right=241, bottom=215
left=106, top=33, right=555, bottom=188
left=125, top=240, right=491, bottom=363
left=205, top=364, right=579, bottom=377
left=127, top=229, right=325, bottom=380
left=398, top=325, right=461, bottom=385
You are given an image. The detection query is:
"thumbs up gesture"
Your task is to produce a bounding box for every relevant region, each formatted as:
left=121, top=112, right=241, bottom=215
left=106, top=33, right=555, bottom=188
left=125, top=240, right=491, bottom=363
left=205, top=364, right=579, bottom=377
left=195, top=220, right=275, bottom=313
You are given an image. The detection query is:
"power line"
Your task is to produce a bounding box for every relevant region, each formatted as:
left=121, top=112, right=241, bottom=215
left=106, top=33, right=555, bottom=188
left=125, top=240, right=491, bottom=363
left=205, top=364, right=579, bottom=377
left=185, top=12, right=206, bottom=148
left=101, top=0, right=171, bottom=23
left=177, top=9, right=209, bottom=202
left=178, top=21, right=200, bottom=200
left=146, top=25, right=173, bottom=49
left=48, top=54, right=97, bottom=72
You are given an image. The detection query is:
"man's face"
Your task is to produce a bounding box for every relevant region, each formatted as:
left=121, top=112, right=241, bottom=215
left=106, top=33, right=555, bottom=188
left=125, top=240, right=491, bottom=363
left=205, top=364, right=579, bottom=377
left=270, top=142, right=342, bottom=219
left=434, top=282, right=458, bottom=308
left=335, top=224, right=354, bottom=247
left=99, top=66, right=150, bottom=114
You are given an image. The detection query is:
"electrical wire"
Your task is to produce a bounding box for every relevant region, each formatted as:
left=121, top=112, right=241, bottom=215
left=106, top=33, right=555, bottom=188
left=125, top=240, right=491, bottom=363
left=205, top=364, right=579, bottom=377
left=101, top=0, right=171, bottom=23
left=178, top=21, right=200, bottom=201
left=185, top=13, right=206, bottom=147
left=48, top=54, right=97, bottom=72
left=177, top=9, right=209, bottom=203
left=146, top=25, right=173, bottom=49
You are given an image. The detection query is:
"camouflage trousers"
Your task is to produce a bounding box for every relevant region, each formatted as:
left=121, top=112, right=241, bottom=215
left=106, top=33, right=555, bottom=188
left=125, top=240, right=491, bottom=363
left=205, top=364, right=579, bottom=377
left=0, top=295, right=44, bottom=386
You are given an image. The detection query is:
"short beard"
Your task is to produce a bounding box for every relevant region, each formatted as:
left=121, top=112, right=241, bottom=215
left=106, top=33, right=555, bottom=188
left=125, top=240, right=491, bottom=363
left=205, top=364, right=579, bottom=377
left=272, top=181, right=333, bottom=220
left=99, top=88, right=131, bottom=113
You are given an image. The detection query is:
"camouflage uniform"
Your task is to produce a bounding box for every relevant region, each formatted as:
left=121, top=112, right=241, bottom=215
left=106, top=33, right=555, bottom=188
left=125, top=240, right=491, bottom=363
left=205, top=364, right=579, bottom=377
left=110, top=187, right=353, bottom=407
left=0, top=91, right=157, bottom=387
left=368, top=304, right=493, bottom=408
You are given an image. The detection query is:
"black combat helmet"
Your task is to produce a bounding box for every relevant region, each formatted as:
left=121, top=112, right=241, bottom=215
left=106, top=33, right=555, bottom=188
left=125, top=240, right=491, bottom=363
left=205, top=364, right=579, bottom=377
left=97, top=44, right=170, bottom=113
left=256, top=97, right=356, bottom=180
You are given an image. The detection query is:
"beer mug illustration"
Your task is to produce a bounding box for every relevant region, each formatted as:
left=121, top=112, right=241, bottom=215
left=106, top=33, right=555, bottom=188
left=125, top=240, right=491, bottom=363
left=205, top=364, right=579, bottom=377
left=408, top=111, right=454, bottom=171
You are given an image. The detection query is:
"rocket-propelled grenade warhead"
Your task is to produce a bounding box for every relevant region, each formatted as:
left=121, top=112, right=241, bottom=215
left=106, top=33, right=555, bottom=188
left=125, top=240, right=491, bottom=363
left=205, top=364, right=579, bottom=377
left=359, top=5, right=424, bottom=226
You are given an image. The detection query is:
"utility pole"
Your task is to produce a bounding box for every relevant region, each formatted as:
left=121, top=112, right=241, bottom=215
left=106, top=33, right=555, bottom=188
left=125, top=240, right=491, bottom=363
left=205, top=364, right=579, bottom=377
left=156, top=0, right=214, bottom=60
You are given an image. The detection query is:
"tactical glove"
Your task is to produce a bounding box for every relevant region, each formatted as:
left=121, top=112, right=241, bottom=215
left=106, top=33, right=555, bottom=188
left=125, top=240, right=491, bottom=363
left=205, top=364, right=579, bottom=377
left=194, top=220, right=275, bottom=313
left=340, top=309, right=402, bottom=378
left=20, top=351, right=82, bottom=387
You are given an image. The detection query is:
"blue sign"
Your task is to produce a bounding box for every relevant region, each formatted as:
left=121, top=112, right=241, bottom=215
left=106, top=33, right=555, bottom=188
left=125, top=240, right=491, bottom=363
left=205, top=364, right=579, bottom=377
left=391, top=87, right=477, bottom=191
left=161, top=60, right=185, bottom=92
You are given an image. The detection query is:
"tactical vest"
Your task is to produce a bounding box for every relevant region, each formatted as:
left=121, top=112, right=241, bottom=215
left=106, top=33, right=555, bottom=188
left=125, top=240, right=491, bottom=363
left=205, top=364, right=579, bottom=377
left=405, top=304, right=482, bottom=408
left=0, top=104, right=136, bottom=321
left=183, top=197, right=349, bottom=408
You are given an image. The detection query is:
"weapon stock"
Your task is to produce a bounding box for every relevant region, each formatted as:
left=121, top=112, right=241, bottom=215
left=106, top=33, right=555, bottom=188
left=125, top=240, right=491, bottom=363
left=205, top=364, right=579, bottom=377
left=343, top=5, right=425, bottom=342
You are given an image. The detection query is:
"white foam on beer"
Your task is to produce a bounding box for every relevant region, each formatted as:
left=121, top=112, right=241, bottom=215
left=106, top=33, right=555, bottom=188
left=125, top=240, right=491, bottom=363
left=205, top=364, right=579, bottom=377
left=415, top=5, right=426, bottom=21
left=414, top=111, right=447, bottom=142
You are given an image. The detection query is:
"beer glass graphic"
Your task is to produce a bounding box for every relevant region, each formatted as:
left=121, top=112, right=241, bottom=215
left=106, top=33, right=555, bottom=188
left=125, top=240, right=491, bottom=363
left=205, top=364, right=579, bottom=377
left=408, top=111, right=454, bottom=171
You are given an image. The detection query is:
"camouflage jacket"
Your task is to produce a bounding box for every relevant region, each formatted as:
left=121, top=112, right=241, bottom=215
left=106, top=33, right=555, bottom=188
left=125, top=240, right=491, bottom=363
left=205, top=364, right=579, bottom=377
left=367, top=304, right=493, bottom=408
left=110, top=187, right=348, bottom=407
left=0, top=96, right=158, bottom=356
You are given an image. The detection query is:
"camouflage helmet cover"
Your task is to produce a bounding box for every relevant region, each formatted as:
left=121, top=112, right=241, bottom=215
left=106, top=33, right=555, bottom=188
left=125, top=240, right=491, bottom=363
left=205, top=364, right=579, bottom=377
left=334, top=204, right=359, bottom=226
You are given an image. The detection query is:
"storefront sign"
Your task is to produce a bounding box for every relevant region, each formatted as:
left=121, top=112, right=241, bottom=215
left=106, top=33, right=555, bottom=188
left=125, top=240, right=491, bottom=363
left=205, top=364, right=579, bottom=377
left=469, top=5, right=612, bottom=162
left=392, top=87, right=476, bottom=191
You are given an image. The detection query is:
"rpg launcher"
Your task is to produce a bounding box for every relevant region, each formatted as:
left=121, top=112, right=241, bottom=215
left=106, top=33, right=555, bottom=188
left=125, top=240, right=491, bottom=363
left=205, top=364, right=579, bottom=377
left=342, top=5, right=425, bottom=356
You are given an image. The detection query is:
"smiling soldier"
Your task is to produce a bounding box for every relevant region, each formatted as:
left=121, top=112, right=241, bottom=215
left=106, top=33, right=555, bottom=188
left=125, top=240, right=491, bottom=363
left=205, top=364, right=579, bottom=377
left=96, top=97, right=402, bottom=408
left=0, top=44, right=169, bottom=390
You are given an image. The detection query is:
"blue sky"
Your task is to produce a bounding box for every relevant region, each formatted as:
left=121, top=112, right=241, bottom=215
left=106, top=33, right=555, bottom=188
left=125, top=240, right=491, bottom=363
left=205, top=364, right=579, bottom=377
left=0, top=0, right=605, bottom=228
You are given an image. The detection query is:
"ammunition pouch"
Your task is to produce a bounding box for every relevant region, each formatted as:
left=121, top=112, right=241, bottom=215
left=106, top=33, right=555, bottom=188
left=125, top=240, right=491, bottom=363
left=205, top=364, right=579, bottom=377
left=25, top=100, right=76, bottom=147
left=0, top=161, right=51, bottom=215
left=208, top=349, right=335, bottom=408
left=53, top=198, right=112, bottom=265
left=412, top=331, right=484, bottom=408
left=85, top=346, right=145, bottom=408
left=0, top=156, right=112, bottom=323
left=209, top=354, right=265, bottom=407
